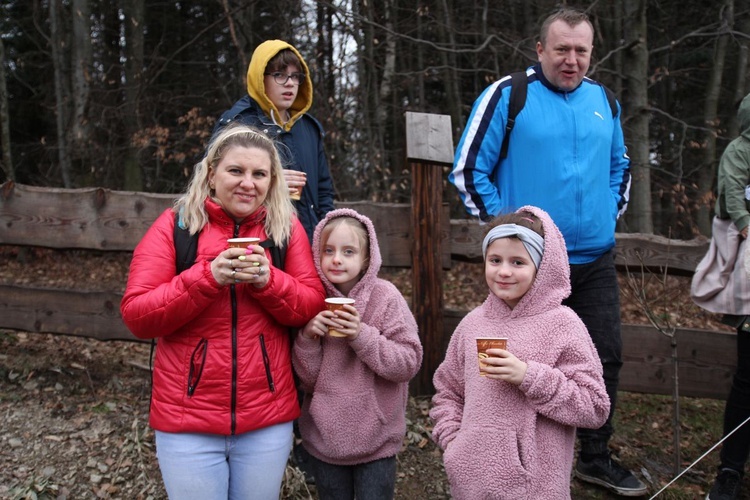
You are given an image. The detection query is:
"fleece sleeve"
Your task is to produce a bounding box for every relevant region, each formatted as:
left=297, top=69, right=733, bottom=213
left=430, top=327, right=467, bottom=450
left=292, top=333, right=324, bottom=393
left=518, top=318, right=610, bottom=430
left=348, top=283, right=422, bottom=383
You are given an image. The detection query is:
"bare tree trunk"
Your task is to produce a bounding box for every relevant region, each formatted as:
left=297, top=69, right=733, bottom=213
left=122, top=0, right=145, bottom=191
left=437, top=0, right=463, bottom=131
left=622, top=0, right=652, bottom=232
left=696, top=0, right=734, bottom=236
left=0, top=37, right=13, bottom=182
left=378, top=0, right=396, bottom=128
left=728, top=0, right=750, bottom=138
left=49, top=0, right=73, bottom=187
left=71, top=0, right=92, bottom=149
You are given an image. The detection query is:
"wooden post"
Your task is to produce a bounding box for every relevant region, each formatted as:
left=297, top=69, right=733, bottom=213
left=405, top=112, right=454, bottom=395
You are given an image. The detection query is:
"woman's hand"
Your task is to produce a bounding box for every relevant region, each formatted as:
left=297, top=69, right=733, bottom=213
left=480, top=349, right=527, bottom=385
left=210, top=244, right=271, bottom=288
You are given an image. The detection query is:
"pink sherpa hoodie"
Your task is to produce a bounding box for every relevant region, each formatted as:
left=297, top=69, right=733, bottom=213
left=292, top=208, right=423, bottom=465
left=430, top=205, right=610, bottom=499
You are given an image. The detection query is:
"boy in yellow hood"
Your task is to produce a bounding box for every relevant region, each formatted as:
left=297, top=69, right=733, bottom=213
left=214, top=40, right=335, bottom=242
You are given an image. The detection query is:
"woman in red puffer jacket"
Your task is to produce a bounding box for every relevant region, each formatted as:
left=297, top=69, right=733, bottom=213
left=121, top=123, right=325, bottom=500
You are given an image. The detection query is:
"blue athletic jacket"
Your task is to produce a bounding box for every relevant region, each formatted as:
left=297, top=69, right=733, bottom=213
left=450, top=64, right=631, bottom=264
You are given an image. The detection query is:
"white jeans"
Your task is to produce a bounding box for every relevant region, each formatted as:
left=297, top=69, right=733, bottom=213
left=154, top=422, right=293, bottom=500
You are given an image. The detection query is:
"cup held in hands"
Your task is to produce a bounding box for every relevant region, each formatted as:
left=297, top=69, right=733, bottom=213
left=476, top=337, right=507, bottom=375
left=227, top=237, right=261, bottom=249
left=324, top=298, right=356, bottom=337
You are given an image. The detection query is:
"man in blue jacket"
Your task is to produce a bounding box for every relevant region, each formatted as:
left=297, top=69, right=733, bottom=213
left=450, top=8, right=645, bottom=497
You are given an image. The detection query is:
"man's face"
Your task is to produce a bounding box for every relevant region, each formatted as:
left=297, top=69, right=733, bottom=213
left=536, top=20, right=593, bottom=91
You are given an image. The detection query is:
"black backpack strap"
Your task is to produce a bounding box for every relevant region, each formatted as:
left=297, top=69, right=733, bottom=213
left=499, top=71, right=528, bottom=160
left=603, top=85, right=619, bottom=118
left=259, top=238, right=287, bottom=271
left=174, top=211, right=199, bottom=274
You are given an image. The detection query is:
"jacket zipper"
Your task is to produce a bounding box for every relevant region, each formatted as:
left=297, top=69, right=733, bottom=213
left=259, top=334, right=276, bottom=393
left=230, top=223, right=239, bottom=435
left=186, top=338, right=208, bottom=397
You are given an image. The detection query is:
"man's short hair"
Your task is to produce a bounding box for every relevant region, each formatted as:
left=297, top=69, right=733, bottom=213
left=539, top=8, right=593, bottom=46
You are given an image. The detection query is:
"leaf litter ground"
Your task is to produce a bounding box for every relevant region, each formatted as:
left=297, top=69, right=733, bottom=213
left=0, top=247, right=744, bottom=499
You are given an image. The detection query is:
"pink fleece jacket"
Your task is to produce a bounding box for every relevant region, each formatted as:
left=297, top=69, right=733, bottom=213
left=430, top=205, right=610, bottom=499
left=292, top=208, right=423, bottom=465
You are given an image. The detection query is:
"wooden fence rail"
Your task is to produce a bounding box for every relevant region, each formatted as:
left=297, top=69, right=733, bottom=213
left=1, top=181, right=732, bottom=399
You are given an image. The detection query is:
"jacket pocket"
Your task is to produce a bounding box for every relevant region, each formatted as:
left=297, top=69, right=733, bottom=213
left=187, top=338, right=208, bottom=397
left=259, top=334, right=276, bottom=393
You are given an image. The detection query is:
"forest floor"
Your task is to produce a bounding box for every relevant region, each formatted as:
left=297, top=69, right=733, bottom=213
left=0, top=246, right=745, bottom=499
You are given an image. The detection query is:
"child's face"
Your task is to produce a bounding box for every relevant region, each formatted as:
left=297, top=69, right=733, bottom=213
left=484, top=237, right=537, bottom=309
left=321, top=224, right=367, bottom=296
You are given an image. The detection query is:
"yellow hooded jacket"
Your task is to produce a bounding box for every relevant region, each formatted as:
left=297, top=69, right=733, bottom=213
left=246, top=40, right=313, bottom=132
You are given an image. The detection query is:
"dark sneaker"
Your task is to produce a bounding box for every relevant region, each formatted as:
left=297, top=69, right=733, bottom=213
left=575, top=454, right=648, bottom=497
left=706, top=468, right=741, bottom=500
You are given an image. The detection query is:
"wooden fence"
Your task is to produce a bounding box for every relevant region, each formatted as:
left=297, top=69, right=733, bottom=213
left=0, top=180, right=735, bottom=399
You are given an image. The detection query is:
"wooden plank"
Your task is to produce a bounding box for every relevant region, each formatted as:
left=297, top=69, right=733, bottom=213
left=0, top=285, right=735, bottom=399
left=619, top=323, right=734, bottom=399
left=448, top=218, right=710, bottom=272
left=0, top=184, right=451, bottom=267
left=0, top=284, right=139, bottom=342
left=443, top=309, right=735, bottom=400
left=0, top=181, right=175, bottom=250
left=615, top=232, right=709, bottom=276
left=336, top=201, right=450, bottom=268
left=405, top=112, right=454, bottom=165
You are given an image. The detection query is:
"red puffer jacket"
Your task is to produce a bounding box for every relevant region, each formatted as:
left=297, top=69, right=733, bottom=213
left=121, top=199, right=325, bottom=435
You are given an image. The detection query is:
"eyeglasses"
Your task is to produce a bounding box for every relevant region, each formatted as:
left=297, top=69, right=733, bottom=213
left=264, top=72, right=306, bottom=86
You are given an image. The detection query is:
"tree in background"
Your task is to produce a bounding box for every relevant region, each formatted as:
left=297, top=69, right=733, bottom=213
left=1, top=0, right=749, bottom=238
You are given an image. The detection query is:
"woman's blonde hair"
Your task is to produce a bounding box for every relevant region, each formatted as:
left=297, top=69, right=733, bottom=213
left=173, top=124, right=295, bottom=246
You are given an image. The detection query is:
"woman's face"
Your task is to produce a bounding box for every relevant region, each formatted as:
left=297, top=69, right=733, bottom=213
left=208, top=146, right=272, bottom=222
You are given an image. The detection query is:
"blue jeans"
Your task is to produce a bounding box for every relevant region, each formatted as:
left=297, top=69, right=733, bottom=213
left=154, top=421, right=293, bottom=500
left=308, top=454, right=397, bottom=500
left=720, top=326, right=750, bottom=474
left=563, top=249, right=623, bottom=456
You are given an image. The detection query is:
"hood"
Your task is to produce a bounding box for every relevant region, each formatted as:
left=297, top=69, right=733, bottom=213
left=487, top=205, right=571, bottom=315
left=246, top=39, right=313, bottom=131
left=311, top=208, right=382, bottom=298
left=739, top=93, right=750, bottom=141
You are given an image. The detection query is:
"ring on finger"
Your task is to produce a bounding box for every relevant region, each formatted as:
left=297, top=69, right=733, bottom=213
left=231, top=269, right=236, bottom=278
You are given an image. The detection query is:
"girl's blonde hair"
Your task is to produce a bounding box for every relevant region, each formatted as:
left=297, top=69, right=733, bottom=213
left=173, top=124, right=295, bottom=246
left=320, top=216, right=370, bottom=271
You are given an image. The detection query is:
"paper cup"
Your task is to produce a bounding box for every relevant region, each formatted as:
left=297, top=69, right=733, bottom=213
left=325, top=298, right=356, bottom=337
left=289, top=189, right=302, bottom=201
left=227, top=237, right=261, bottom=249
left=476, top=337, right=507, bottom=375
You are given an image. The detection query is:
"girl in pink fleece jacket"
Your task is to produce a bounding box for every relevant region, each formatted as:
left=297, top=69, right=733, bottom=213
left=292, top=208, right=423, bottom=500
left=430, top=206, right=610, bottom=499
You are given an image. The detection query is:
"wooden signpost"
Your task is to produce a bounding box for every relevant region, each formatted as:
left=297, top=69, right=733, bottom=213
left=405, top=112, right=454, bottom=395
